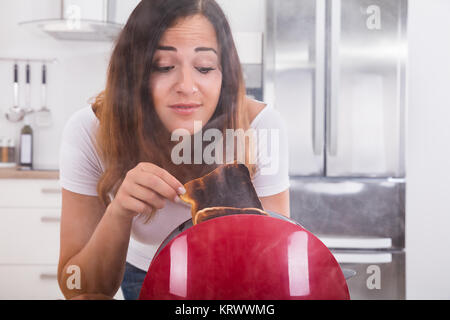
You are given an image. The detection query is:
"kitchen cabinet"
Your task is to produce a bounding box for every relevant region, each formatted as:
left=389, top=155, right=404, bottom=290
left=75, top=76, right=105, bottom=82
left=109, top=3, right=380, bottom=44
left=0, top=179, right=62, bottom=208
left=0, top=208, right=60, bottom=265
left=0, top=265, right=63, bottom=300
left=0, top=179, right=62, bottom=300
left=0, top=179, right=123, bottom=300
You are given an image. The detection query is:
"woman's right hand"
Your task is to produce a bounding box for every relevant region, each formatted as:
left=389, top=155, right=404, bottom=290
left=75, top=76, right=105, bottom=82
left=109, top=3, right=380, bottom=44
left=109, top=162, right=186, bottom=220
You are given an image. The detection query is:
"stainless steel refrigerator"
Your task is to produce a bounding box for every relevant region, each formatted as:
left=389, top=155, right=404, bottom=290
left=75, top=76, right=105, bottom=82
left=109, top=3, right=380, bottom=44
left=264, top=0, right=407, bottom=299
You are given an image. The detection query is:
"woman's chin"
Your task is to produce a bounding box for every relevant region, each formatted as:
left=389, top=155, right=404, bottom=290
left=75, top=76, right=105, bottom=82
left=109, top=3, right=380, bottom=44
left=167, top=121, right=205, bottom=136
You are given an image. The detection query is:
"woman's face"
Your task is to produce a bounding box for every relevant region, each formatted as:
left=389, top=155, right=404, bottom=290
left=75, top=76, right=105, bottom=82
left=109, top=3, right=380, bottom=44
left=150, top=14, right=222, bottom=135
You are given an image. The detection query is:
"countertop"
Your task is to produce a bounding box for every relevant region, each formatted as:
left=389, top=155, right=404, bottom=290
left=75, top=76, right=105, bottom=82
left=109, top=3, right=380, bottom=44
left=0, top=167, right=59, bottom=180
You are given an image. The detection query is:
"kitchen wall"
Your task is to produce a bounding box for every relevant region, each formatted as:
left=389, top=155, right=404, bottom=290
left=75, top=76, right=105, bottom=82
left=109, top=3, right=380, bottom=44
left=406, top=0, right=450, bottom=299
left=0, top=0, right=115, bottom=169
left=0, top=0, right=265, bottom=169
left=1, top=0, right=449, bottom=300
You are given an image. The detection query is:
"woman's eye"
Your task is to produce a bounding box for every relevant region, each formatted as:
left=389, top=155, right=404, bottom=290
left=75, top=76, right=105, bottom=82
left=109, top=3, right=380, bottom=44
left=196, top=67, right=216, bottom=74
left=153, top=66, right=174, bottom=73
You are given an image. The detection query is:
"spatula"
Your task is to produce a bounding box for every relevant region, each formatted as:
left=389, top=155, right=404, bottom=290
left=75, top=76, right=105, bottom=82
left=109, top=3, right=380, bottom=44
left=35, top=64, right=52, bottom=127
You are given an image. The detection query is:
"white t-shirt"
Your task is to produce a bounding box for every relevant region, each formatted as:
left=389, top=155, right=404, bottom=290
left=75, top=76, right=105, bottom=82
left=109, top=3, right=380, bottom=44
left=59, top=103, right=290, bottom=271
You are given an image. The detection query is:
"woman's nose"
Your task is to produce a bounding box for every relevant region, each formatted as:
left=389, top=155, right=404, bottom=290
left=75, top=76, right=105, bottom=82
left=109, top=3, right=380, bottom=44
left=176, top=67, right=198, bottom=94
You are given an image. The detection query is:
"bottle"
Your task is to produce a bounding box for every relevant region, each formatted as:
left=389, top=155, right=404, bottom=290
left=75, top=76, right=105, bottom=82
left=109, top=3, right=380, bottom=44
left=19, top=116, right=33, bottom=170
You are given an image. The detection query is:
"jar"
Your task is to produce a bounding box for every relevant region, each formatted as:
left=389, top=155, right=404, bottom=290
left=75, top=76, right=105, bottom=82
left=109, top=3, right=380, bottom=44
left=0, top=137, right=7, bottom=163
left=7, top=138, right=16, bottom=164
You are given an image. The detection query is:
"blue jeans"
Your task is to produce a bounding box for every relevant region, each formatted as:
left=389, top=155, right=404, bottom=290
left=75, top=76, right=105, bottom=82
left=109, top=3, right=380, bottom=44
left=120, top=262, right=147, bottom=300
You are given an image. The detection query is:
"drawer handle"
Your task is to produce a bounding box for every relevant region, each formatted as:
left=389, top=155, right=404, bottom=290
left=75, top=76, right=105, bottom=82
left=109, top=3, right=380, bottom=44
left=41, top=216, right=61, bottom=223
left=40, top=273, right=58, bottom=280
left=41, top=188, right=62, bottom=194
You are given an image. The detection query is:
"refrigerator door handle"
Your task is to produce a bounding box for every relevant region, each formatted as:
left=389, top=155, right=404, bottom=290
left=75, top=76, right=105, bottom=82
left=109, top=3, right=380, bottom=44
left=327, top=0, right=341, bottom=157
left=332, top=252, right=393, bottom=264
left=318, top=236, right=392, bottom=249
left=313, top=0, right=326, bottom=156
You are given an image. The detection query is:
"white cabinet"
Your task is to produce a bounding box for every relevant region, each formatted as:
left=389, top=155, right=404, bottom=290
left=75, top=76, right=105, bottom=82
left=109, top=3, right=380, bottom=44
left=0, top=179, right=124, bottom=300
left=0, top=208, right=60, bottom=265
left=0, top=179, right=62, bottom=208
left=0, top=265, right=64, bottom=300
left=0, top=179, right=62, bottom=300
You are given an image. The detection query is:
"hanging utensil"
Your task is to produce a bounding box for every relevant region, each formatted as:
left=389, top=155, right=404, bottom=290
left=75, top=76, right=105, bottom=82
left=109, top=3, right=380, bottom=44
left=35, top=64, right=52, bottom=127
left=24, top=63, right=34, bottom=115
left=5, top=64, right=25, bottom=122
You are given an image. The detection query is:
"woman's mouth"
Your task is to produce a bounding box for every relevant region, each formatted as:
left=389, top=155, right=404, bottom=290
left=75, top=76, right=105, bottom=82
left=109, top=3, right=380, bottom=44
left=169, top=103, right=202, bottom=115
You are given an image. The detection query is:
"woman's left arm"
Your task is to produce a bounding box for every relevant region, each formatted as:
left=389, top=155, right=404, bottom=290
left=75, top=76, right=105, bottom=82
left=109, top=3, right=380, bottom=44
left=260, top=189, right=290, bottom=218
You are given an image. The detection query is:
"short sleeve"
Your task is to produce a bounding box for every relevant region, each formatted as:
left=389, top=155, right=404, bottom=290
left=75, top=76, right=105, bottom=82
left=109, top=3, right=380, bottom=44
left=251, top=106, right=290, bottom=197
left=59, top=107, right=103, bottom=196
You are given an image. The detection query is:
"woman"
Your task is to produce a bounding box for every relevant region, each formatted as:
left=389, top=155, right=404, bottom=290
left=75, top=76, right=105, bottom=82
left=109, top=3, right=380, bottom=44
left=58, top=0, right=290, bottom=300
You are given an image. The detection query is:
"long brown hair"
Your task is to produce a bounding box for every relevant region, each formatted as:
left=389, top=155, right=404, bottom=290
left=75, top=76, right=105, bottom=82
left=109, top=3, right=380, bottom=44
left=92, top=0, right=254, bottom=208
